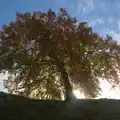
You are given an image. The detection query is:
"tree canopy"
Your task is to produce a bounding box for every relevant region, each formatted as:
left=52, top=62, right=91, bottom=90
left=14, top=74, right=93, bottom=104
left=0, top=8, right=120, bottom=100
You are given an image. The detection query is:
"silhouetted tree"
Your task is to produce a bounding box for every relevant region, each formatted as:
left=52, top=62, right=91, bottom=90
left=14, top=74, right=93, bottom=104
left=0, top=8, right=120, bottom=100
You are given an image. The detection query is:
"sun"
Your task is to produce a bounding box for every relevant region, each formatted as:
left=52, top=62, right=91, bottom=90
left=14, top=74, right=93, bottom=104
left=73, top=80, right=120, bottom=99
left=73, top=89, right=84, bottom=99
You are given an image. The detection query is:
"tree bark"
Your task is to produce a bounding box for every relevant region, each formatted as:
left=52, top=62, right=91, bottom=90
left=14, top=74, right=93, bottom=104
left=54, top=57, right=75, bottom=101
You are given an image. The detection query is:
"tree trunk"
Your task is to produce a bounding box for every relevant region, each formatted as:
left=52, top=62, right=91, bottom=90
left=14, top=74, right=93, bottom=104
left=54, top=58, right=75, bottom=101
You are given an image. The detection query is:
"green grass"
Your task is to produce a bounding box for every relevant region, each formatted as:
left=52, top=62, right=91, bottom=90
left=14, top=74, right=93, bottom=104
left=1, top=92, right=120, bottom=120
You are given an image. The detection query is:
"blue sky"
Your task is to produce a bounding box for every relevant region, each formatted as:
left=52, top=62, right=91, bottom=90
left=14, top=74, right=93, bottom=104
left=0, top=0, right=120, bottom=41
left=0, top=0, right=120, bottom=37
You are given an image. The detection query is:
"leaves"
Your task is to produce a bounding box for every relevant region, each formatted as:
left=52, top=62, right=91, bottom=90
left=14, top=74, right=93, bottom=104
left=0, top=8, right=120, bottom=99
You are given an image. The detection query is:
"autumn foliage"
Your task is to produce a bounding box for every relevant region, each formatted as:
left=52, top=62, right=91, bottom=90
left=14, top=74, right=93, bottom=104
left=0, top=8, right=120, bottom=100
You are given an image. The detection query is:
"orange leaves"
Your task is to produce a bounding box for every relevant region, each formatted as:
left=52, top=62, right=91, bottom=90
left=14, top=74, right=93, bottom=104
left=47, top=9, right=56, bottom=22
left=60, top=8, right=68, bottom=16
left=1, top=8, right=120, bottom=99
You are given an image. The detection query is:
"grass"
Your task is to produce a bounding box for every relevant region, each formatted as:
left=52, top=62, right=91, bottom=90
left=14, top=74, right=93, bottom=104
left=1, top=92, right=120, bottom=120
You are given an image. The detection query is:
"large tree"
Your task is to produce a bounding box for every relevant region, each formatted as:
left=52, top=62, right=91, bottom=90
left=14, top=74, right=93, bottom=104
left=0, top=8, right=120, bottom=100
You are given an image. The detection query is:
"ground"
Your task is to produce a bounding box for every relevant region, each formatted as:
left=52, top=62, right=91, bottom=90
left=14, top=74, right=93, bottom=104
left=1, top=92, right=120, bottom=120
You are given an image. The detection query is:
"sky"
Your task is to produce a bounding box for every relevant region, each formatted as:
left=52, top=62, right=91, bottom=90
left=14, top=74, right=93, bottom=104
left=0, top=0, right=120, bottom=99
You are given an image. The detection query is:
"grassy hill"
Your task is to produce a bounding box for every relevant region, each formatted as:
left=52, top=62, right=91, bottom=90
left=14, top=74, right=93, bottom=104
left=1, top=92, right=120, bottom=120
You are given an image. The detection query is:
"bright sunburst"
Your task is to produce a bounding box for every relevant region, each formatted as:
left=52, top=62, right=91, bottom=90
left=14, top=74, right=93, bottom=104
left=73, top=80, right=120, bottom=99
left=73, top=89, right=84, bottom=99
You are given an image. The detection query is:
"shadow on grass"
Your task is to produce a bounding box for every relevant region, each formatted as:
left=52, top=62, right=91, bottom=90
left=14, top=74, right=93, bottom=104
left=1, top=92, right=120, bottom=120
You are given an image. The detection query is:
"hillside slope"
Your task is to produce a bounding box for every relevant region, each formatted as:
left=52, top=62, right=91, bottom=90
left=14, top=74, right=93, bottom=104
left=1, top=92, right=120, bottom=120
